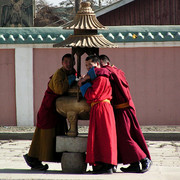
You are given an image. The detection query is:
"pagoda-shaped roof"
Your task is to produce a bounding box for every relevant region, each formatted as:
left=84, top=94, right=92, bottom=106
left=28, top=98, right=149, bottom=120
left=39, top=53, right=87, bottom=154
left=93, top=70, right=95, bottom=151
left=53, top=34, right=117, bottom=48
left=54, top=2, right=118, bottom=48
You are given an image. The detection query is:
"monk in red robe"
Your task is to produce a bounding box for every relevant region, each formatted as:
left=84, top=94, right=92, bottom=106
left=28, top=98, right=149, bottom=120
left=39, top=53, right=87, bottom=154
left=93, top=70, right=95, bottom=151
left=79, top=55, right=117, bottom=174
left=24, top=54, right=76, bottom=170
left=79, top=55, right=152, bottom=173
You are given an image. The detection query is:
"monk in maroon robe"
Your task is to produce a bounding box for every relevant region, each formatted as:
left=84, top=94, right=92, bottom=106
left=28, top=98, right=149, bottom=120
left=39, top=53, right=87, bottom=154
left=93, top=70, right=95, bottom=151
left=24, top=54, right=76, bottom=171
left=98, top=55, right=152, bottom=173
left=79, top=55, right=117, bottom=174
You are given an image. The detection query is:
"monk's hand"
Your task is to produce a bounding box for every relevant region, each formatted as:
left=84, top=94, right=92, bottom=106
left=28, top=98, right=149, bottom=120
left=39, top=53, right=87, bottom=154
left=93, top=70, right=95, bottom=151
left=78, top=78, right=83, bottom=87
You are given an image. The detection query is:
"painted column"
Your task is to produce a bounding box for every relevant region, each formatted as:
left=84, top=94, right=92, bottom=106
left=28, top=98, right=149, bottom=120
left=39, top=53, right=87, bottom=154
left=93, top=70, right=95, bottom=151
left=15, top=47, right=34, bottom=126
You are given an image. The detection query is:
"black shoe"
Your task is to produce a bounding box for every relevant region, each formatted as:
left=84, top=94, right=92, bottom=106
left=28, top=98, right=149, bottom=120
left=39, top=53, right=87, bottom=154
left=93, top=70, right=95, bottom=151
left=120, top=162, right=140, bottom=173
left=23, top=154, right=37, bottom=168
left=31, top=164, right=49, bottom=171
left=23, top=154, right=49, bottom=171
left=140, top=158, right=152, bottom=173
left=112, top=165, right=117, bottom=173
left=93, top=163, right=113, bottom=174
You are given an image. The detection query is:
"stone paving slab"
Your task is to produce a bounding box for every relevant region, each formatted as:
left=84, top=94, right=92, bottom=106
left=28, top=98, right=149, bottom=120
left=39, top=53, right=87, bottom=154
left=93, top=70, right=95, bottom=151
left=0, top=140, right=180, bottom=180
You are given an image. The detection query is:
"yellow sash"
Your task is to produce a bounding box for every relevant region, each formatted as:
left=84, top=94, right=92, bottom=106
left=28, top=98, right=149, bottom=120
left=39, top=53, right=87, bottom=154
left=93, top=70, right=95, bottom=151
left=114, top=102, right=130, bottom=109
left=91, top=99, right=110, bottom=107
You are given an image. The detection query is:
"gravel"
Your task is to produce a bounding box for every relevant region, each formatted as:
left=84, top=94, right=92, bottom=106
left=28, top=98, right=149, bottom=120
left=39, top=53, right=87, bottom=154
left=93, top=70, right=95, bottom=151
left=0, top=125, right=180, bottom=133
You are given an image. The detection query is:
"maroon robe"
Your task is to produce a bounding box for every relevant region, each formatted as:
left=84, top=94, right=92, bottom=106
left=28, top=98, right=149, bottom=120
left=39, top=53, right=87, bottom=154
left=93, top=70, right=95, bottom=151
left=36, top=67, right=76, bottom=130
left=94, top=66, right=151, bottom=164
left=36, top=86, right=67, bottom=132
left=84, top=76, right=117, bottom=166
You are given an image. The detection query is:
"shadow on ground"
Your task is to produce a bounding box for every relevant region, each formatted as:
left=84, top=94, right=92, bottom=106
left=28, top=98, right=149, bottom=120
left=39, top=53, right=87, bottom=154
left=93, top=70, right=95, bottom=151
left=0, top=169, right=123, bottom=175
left=0, top=169, right=63, bottom=174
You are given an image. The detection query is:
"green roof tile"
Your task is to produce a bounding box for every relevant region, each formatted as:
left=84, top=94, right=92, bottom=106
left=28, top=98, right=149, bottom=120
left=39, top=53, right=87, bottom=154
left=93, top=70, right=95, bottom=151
left=0, top=26, right=179, bottom=44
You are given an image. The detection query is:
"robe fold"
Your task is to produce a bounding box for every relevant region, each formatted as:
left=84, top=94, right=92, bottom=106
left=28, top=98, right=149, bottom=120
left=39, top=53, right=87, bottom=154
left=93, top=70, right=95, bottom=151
left=36, top=87, right=67, bottom=129
left=94, top=66, right=151, bottom=164
left=83, top=76, right=117, bottom=166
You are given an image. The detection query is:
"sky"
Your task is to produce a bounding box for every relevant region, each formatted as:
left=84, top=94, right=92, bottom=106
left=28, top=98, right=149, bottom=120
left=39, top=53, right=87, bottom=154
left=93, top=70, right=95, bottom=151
left=45, top=0, right=101, bottom=6
left=46, top=0, right=63, bottom=6
left=46, top=0, right=89, bottom=6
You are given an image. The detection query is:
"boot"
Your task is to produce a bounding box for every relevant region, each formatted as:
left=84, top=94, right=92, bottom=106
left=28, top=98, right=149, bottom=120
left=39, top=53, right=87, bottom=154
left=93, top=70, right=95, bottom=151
left=93, top=163, right=113, bottom=174
left=140, top=157, right=152, bottom=173
left=23, top=154, right=48, bottom=171
left=120, top=162, right=140, bottom=173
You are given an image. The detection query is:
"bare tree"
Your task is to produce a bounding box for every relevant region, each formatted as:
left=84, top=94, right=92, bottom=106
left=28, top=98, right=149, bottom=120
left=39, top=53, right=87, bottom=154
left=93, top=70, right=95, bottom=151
left=99, top=0, right=102, bottom=8
left=34, top=0, right=71, bottom=26
left=34, top=0, right=119, bottom=27
left=75, top=0, right=82, bottom=13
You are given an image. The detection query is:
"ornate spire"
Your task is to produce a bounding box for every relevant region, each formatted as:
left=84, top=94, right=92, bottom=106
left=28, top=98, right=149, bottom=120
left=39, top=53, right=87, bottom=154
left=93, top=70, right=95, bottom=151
left=63, top=2, right=105, bottom=30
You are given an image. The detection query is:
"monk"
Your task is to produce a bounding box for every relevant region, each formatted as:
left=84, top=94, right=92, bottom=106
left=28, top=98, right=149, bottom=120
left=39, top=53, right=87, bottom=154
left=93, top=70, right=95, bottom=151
left=24, top=53, right=76, bottom=170
left=79, top=55, right=117, bottom=174
left=79, top=55, right=152, bottom=173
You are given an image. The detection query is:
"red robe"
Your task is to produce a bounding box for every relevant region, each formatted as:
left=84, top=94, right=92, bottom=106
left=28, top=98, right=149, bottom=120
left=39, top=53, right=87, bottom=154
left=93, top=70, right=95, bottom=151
left=94, top=66, right=151, bottom=164
left=84, top=76, right=117, bottom=165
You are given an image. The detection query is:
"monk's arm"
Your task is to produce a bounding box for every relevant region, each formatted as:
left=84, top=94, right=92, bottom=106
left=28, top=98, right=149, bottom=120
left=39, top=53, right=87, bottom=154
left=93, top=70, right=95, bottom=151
left=49, top=69, right=69, bottom=95
left=78, top=74, right=90, bottom=86
left=88, top=67, right=111, bottom=80
left=80, top=76, right=106, bottom=101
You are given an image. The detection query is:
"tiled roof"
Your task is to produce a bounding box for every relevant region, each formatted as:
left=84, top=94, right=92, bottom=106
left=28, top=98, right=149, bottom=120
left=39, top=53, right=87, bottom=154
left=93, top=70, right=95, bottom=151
left=0, top=26, right=180, bottom=44
left=95, top=0, right=135, bottom=17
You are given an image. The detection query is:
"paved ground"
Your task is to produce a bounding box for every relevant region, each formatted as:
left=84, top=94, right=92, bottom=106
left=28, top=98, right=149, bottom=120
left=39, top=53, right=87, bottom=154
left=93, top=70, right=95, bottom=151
left=0, top=140, right=180, bottom=179
left=0, top=126, right=180, bottom=180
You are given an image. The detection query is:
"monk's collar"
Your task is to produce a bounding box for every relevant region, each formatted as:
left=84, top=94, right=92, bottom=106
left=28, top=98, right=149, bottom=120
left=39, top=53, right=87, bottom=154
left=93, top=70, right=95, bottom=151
left=103, top=65, right=114, bottom=67
left=102, top=65, right=109, bottom=68
left=62, top=67, right=74, bottom=75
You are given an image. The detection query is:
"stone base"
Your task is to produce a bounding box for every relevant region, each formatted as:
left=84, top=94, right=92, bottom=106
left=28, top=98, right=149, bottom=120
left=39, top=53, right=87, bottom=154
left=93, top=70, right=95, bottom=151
left=56, top=135, right=88, bottom=173
left=56, top=135, right=87, bottom=152
left=61, top=152, right=87, bottom=173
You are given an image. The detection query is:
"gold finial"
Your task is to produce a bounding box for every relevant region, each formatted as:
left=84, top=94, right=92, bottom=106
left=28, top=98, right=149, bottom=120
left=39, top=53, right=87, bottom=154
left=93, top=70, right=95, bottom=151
left=80, top=1, right=91, bottom=7
left=63, top=1, right=105, bottom=30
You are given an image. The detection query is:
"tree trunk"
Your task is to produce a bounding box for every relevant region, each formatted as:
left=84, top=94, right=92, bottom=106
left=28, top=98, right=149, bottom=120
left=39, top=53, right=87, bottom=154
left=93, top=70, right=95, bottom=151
left=99, top=0, right=102, bottom=8
left=75, top=0, right=82, bottom=13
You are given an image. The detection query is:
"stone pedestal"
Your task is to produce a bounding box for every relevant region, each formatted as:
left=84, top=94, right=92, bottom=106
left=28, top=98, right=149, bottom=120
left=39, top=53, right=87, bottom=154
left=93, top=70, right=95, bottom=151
left=61, top=152, right=86, bottom=173
left=56, top=135, right=88, bottom=173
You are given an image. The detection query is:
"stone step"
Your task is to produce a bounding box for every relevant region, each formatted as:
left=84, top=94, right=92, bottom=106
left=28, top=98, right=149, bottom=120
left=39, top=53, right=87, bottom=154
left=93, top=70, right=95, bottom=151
left=56, top=134, right=88, bottom=153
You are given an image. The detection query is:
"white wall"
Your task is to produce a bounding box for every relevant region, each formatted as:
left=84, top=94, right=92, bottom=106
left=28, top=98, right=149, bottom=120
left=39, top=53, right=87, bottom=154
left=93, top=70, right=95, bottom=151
left=15, top=47, right=34, bottom=126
